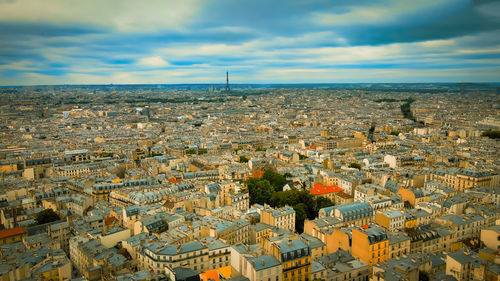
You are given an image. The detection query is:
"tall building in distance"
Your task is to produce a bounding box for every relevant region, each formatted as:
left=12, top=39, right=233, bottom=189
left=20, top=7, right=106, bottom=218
left=225, top=71, right=230, bottom=92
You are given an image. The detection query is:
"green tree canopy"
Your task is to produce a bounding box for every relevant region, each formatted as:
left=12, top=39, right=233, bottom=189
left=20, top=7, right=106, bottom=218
left=269, top=188, right=335, bottom=233
left=419, top=271, right=430, bottom=281
left=239, top=155, right=250, bottom=163
left=349, top=163, right=362, bottom=170
left=315, top=196, right=335, bottom=210
left=246, top=178, right=274, bottom=205
left=482, top=130, right=500, bottom=139
left=245, top=172, right=335, bottom=233
left=293, top=203, right=308, bottom=233
left=262, top=170, right=286, bottom=192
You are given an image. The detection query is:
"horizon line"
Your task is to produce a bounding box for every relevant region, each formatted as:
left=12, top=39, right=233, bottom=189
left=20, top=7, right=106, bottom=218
left=1, top=82, right=500, bottom=88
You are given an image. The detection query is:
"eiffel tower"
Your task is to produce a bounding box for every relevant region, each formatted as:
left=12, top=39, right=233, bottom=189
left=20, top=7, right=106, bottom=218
left=225, top=71, right=230, bottom=92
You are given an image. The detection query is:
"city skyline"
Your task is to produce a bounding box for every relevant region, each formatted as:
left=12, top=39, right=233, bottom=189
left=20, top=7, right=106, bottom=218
left=1, top=0, right=500, bottom=85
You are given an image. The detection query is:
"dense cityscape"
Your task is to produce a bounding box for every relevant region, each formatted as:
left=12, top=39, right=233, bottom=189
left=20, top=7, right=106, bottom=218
left=0, top=83, right=498, bottom=281
left=1, top=0, right=500, bottom=280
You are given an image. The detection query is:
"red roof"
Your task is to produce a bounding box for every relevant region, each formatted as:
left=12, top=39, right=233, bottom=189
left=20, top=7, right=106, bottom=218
left=310, top=184, right=343, bottom=195
left=0, top=227, right=26, bottom=239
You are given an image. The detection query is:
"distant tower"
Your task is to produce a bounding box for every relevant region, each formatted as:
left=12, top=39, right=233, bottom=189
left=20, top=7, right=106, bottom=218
left=225, top=72, right=230, bottom=92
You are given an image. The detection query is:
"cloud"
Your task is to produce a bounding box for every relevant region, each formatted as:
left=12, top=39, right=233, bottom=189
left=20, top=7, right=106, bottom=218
left=417, top=40, right=455, bottom=48
left=138, top=56, right=170, bottom=68
left=0, top=60, right=37, bottom=71
left=0, top=0, right=499, bottom=85
left=0, top=0, right=202, bottom=32
left=313, top=0, right=450, bottom=26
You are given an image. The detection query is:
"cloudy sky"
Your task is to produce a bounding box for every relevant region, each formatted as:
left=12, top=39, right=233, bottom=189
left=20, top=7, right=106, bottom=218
left=0, top=0, right=499, bottom=85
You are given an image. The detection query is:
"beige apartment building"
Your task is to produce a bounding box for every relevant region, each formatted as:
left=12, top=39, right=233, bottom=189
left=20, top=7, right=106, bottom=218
left=260, top=206, right=296, bottom=232
left=481, top=225, right=500, bottom=251
left=138, top=240, right=210, bottom=273
left=246, top=255, right=282, bottom=281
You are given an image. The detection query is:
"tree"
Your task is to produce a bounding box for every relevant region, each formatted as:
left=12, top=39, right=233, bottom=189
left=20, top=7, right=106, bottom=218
left=246, top=171, right=335, bottom=233
left=100, top=151, right=114, bottom=157
left=246, top=178, right=274, bottom=205
left=262, top=170, right=286, bottom=192
left=482, top=130, right=500, bottom=139
left=315, top=196, right=335, bottom=210
left=418, top=271, right=430, bottom=281
left=113, top=166, right=126, bottom=178
left=35, top=209, right=60, bottom=225
left=400, top=98, right=416, bottom=121
left=349, top=163, right=362, bottom=170
left=239, top=155, right=250, bottom=163
left=293, top=203, right=308, bottom=233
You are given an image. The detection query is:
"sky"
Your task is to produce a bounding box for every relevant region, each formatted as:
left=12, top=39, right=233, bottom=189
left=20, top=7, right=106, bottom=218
left=0, top=0, right=499, bottom=85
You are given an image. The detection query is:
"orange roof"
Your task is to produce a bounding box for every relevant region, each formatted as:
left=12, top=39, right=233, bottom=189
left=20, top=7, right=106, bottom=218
left=310, top=184, right=343, bottom=195
left=168, top=177, right=181, bottom=183
left=200, top=269, right=219, bottom=281
left=218, top=266, right=232, bottom=279
left=200, top=266, right=232, bottom=281
left=0, top=227, right=26, bottom=239
left=104, top=216, right=117, bottom=226
left=252, top=170, right=264, bottom=179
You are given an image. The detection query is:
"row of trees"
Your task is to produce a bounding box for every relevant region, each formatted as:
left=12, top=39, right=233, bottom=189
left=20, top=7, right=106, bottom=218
left=400, top=97, right=416, bottom=121
left=245, top=170, right=334, bottom=233
left=185, top=148, right=207, bottom=155
left=482, top=130, right=500, bottom=139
